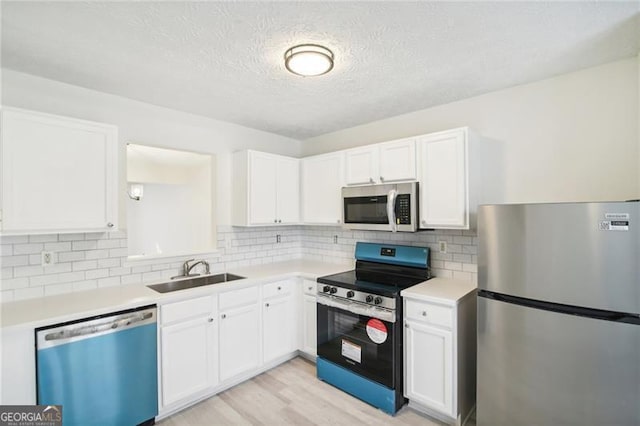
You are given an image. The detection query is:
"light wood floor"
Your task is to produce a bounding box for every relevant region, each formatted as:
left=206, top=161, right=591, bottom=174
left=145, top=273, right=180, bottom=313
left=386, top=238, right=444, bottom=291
left=159, top=357, right=462, bottom=425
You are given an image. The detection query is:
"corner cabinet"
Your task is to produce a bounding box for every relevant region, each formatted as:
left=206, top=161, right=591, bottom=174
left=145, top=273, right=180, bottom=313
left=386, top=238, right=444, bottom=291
left=345, top=138, right=417, bottom=185
left=1, top=108, right=118, bottom=234
left=232, top=150, right=300, bottom=226
left=301, top=152, right=344, bottom=225
left=403, top=291, right=477, bottom=425
left=417, top=128, right=477, bottom=230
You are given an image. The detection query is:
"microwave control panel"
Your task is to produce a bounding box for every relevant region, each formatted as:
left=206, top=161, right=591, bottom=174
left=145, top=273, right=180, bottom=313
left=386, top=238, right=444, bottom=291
left=396, top=194, right=411, bottom=224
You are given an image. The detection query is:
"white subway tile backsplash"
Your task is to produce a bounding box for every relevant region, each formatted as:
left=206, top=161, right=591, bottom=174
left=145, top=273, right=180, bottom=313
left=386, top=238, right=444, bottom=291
left=98, top=258, right=120, bottom=268
left=13, top=243, right=44, bottom=255
left=0, top=236, right=28, bottom=244
left=14, top=265, right=45, bottom=277
left=58, top=251, right=85, bottom=262
left=3, top=277, right=29, bottom=290
left=1, top=225, right=477, bottom=302
left=44, top=242, right=72, bottom=252
left=73, top=280, right=98, bottom=291
left=85, top=269, right=109, bottom=280
left=59, top=233, right=85, bottom=241
left=72, top=240, right=98, bottom=251
left=72, top=260, right=98, bottom=271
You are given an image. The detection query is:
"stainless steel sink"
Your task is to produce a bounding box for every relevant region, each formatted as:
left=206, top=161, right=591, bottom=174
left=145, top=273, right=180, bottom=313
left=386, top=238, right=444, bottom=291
left=147, top=273, right=246, bottom=293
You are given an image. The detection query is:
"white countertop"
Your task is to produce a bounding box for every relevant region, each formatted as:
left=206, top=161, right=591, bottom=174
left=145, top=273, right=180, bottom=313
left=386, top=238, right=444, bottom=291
left=401, top=277, right=477, bottom=306
left=0, top=259, right=353, bottom=329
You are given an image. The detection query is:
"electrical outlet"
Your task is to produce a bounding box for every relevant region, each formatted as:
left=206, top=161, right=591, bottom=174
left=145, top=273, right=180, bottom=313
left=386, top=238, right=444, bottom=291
left=41, top=251, right=55, bottom=266
left=438, top=241, right=447, bottom=254
left=333, top=235, right=338, bottom=244
left=276, top=234, right=281, bottom=243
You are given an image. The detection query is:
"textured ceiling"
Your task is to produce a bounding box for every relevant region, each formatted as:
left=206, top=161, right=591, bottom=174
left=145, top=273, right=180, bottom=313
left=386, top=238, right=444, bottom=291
left=2, top=1, right=639, bottom=140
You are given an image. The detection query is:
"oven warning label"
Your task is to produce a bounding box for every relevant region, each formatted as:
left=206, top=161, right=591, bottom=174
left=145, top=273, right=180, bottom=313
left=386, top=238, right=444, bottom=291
left=341, top=339, right=362, bottom=363
left=366, top=318, right=388, bottom=344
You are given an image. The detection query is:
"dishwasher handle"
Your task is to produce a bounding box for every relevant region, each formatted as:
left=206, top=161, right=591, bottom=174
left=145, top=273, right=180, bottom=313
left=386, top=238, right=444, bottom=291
left=37, top=307, right=157, bottom=349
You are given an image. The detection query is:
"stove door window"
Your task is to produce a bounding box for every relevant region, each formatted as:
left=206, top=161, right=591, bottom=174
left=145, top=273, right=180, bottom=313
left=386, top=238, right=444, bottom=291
left=317, top=303, right=396, bottom=388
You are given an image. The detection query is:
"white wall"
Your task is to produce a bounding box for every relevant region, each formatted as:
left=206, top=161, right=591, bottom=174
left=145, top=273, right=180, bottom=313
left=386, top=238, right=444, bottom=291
left=1, top=69, right=303, bottom=227
left=303, top=58, right=640, bottom=203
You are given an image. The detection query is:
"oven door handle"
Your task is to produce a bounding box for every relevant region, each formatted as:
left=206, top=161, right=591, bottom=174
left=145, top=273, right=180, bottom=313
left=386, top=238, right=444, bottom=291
left=317, top=294, right=396, bottom=323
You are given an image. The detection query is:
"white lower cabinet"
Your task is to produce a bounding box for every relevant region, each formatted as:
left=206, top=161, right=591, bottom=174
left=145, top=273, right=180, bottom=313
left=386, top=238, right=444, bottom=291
left=160, top=295, right=217, bottom=410
left=404, top=294, right=476, bottom=425
left=262, top=280, right=296, bottom=364
left=405, top=320, right=453, bottom=415
left=219, top=287, right=261, bottom=382
left=301, top=279, right=317, bottom=357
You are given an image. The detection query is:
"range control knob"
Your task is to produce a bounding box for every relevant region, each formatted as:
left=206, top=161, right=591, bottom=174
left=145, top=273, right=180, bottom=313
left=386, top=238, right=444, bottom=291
left=330, top=287, right=338, bottom=294
left=366, top=295, right=374, bottom=303
left=323, top=285, right=331, bottom=293
left=374, top=297, right=383, bottom=305
left=346, top=291, right=355, bottom=298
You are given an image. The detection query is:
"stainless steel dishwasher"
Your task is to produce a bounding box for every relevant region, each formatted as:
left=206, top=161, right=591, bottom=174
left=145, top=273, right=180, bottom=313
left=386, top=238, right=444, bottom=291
left=36, top=305, right=158, bottom=426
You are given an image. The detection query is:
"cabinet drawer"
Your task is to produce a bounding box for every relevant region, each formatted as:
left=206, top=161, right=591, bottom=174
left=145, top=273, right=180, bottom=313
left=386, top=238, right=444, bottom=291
left=302, top=279, right=316, bottom=295
left=219, top=286, right=259, bottom=311
left=263, top=280, right=293, bottom=299
left=162, top=295, right=214, bottom=325
left=405, top=299, right=453, bottom=329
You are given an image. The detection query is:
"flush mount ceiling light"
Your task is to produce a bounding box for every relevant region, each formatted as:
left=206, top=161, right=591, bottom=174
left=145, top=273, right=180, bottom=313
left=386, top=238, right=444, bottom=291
left=284, top=44, right=334, bottom=77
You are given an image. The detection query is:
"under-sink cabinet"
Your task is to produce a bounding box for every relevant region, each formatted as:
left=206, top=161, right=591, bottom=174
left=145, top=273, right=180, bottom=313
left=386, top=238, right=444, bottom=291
left=159, top=295, right=218, bottom=409
left=0, top=107, right=118, bottom=234
left=218, top=285, right=261, bottom=382
left=403, top=293, right=476, bottom=425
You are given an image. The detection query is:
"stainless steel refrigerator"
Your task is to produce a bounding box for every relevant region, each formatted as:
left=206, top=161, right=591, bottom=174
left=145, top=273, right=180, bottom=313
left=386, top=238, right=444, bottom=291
left=477, top=201, right=639, bottom=426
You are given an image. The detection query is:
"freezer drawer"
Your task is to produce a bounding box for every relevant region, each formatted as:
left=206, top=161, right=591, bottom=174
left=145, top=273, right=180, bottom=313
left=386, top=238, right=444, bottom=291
left=477, top=296, right=640, bottom=426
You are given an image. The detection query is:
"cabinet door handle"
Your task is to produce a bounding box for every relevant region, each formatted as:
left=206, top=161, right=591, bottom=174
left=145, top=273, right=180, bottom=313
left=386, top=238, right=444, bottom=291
left=278, top=219, right=282, bottom=223
left=277, top=286, right=281, bottom=290
left=380, top=176, right=384, bottom=182
left=405, top=324, right=409, bottom=328
left=107, top=222, right=114, bottom=228
left=369, top=177, right=374, bottom=184
left=221, top=314, right=226, bottom=319
left=308, top=286, right=313, bottom=291
left=274, top=219, right=277, bottom=223
left=422, top=311, right=427, bottom=316
left=208, top=318, right=214, bottom=322
left=336, top=219, right=341, bottom=223
left=265, top=303, right=270, bottom=307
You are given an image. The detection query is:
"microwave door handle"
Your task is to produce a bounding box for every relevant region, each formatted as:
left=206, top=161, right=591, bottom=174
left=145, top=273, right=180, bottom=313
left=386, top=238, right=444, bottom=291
left=387, top=189, right=398, bottom=232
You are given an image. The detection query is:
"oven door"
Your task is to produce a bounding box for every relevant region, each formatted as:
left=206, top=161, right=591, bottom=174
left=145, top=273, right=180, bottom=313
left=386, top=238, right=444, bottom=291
left=316, top=295, right=398, bottom=388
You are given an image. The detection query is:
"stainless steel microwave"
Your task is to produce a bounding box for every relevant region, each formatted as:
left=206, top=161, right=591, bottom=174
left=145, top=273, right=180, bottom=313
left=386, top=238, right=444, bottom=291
left=342, top=182, right=418, bottom=232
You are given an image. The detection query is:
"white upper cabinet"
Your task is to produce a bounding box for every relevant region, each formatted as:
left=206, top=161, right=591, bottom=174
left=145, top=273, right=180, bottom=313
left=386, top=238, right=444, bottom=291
left=345, top=138, right=416, bottom=185
left=232, top=150, right=300, bottom=226
left=1, top=108, right=118, bottom=234
left=418, top=128, right=476, bottom=229
left=345, top=146, right=378, bottom=185
left=378, top=138, right=417, bottom=183
left=301, top=152, right=344, bottom=225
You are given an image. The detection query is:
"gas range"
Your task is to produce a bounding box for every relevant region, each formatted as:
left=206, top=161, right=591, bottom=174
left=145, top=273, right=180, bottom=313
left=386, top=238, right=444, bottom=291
left=315, top=241, right=430, bottom=415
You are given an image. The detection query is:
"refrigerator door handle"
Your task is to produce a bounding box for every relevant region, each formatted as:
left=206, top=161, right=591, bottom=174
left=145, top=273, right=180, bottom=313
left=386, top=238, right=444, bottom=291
left=478, top=290, right=640, bottom=325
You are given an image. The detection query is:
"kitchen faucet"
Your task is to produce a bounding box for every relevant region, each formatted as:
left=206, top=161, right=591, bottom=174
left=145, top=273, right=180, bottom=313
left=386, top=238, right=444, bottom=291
left=171, top=259, right=210, bottom=279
